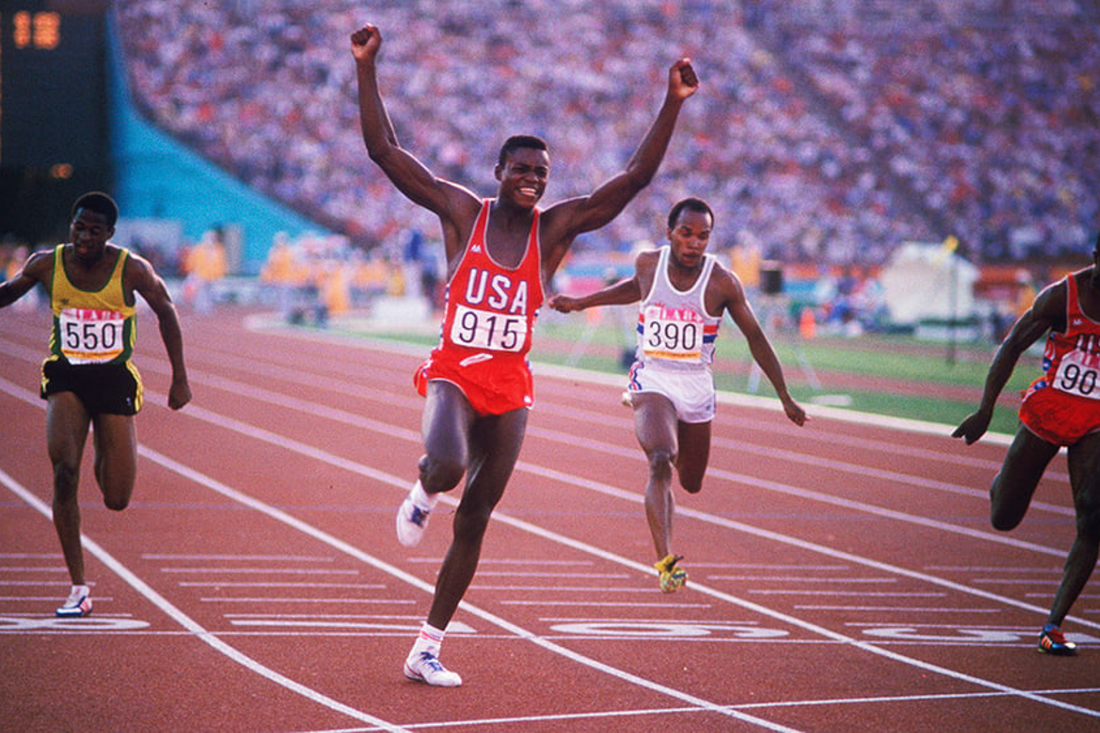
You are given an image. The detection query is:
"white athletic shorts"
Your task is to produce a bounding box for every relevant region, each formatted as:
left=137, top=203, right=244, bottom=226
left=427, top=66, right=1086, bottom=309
left=626, top=361, right=715, bottom=423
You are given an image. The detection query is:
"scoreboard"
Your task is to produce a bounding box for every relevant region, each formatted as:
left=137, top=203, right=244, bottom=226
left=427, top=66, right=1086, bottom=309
left=1, top=2, right=109, bottom=244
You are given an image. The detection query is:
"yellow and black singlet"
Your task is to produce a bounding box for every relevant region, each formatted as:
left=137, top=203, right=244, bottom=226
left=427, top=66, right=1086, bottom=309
left=48, top=244, right=136, bottom=365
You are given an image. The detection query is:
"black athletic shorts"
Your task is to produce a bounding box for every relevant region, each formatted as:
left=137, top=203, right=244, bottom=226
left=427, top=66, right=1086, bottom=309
left=40, top=358, right=143, bottom=415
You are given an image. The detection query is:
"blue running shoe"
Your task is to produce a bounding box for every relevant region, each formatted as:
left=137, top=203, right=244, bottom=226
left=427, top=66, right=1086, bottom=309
left=1038, top=624, right=1077, bottom=656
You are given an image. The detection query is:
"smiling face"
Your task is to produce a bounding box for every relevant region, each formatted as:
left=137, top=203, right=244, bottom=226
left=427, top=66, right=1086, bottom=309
left=69, top=207, right=114, bottom=265
left=495, top=147, right=550, bottom=209
left=667, top=207, right=713, bottom=271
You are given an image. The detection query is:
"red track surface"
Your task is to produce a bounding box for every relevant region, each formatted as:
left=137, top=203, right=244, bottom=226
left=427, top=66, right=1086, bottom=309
left=2, top=306, right=1098, bottom=732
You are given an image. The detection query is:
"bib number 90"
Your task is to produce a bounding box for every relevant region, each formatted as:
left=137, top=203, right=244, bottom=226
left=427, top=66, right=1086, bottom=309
left=1055, top=359, right=1100, bottom=399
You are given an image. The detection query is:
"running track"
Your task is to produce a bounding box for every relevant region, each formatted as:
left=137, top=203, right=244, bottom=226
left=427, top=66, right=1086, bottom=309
left=1, top=306, right=1098, bottom=732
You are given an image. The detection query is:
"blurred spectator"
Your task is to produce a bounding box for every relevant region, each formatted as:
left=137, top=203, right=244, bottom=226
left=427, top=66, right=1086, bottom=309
left=181, top=229, right=227, bottom=314
left=115, top=1, right=1098, bottom=268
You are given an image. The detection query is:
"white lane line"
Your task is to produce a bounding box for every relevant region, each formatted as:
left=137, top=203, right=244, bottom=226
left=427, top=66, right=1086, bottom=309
left=749, top=591, right=946, bottom=597
left=136, top=445, right=799, bottom=731
left=178, top=583, right=385, bottom=589
left=712, top=436, right=1075, bottom=516
left=794, top=606, right=1000, bottom=613
left=0, top=567, right=71, bottom=573
left=4, top=360, right=1094, bottom=720
left=499, top=600, right=712, bottom=608
left=522, top=461, right=1099, bottom=630
left=296, top=685, right=1100, bottom=733
left=138, top=391, right=1100, bottom=720
left=144, top=554, right=337, bottom=561
left=706, top=576, right=898, bottom=583
left=529, top=417, right=1078, bottom=556
left=925, top=566, right=1060, bottom=572
left=470, top=586, right=655, bottom=593
left=472, top=571, right=630, bottom=578
left=159, top=568, right=359, bottom=574
left=11, top=326, right=1057, bottom=520
left=199, top=598, right=414, bottom=604
left=0, top=467, right=410, bottom=733
left=0, top=554, right=66, bottom=559
left=23, top=337, right=1063, bottom=564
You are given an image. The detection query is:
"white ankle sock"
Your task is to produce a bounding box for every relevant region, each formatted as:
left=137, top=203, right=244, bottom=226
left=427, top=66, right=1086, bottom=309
left=410, top=481, right=438, bottom=512
left=410, top=622, right=446, bottom=658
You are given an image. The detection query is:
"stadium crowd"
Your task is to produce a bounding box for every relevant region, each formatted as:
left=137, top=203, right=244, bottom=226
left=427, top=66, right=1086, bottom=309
left=115, top=0, right=1098, bottom=267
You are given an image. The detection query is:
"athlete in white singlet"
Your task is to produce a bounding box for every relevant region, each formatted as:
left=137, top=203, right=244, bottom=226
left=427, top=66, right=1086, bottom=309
left=550, top=198, right=807, bottom=592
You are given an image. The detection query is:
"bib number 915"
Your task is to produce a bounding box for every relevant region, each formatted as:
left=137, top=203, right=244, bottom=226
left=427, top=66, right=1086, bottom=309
left=450, top=305, right=526, bottom=352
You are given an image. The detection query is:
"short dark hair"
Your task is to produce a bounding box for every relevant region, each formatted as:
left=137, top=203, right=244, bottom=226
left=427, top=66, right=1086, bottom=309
left=667, top=197, right=714, bottom=230
left=71, top=192, right=119, bottom=228
left=498, top=135, right=548, bottom=167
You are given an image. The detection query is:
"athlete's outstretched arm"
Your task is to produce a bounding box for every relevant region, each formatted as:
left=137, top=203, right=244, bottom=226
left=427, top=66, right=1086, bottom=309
left=548, top=251, right=659, bottom=313
left=953, top=282, right=1064, bottom=444
left=127, top=255, right=191, bottom=410
left=720, top=270, right=807, bottom=426
left=0, top=251, right=51, bottom=308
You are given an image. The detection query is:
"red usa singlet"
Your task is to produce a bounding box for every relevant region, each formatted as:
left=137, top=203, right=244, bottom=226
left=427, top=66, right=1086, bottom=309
left=415, top=199, right=545, bottom=414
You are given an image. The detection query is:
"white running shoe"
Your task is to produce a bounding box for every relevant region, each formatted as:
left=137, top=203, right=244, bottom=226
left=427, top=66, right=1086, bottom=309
left=396, top=493, right=432, bottom=547
left=56, top=585, right=93, bottom=617
left=404, top=651, right=462, bottom=687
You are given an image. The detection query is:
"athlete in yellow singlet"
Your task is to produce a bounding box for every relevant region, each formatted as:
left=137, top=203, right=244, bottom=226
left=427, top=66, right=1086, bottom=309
left=0, top=192, right=191, bottom=618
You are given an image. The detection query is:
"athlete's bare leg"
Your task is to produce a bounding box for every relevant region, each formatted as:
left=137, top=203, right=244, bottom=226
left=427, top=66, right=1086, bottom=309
left=675, top=420, right=711, bottom=494
left=419, top=381, right=477, bottom=495
left=425, top=404, right=527, bottom=630
left=989, top=425, right=1059, bottom=531
left=633, top=392, right=679, bottom=559
left=46, top=394, right=92, bottom=586
left=91, top=413, right=138, bottom=511
left=1049, top=431, right=1100, bottom=626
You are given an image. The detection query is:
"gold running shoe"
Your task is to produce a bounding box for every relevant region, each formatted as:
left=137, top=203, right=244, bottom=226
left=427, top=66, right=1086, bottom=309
left=654, top=554, right=688, bottom=593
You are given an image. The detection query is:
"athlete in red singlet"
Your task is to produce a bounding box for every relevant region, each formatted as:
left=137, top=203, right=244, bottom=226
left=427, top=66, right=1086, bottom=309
left=352, top=23, right=698, bottom=686
left=955, top=234, right=1100, bottom=657
left=414, top=199, right=543, bottom=415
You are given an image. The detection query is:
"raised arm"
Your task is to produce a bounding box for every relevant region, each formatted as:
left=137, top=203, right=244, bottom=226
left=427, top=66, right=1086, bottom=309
left=540, top=59, right=699, bottom=272
left=126, top=255, right=191, bottom=410
left=952, top=281, right=1063, bottom=444
left=350, top=24, right=478, bottom=246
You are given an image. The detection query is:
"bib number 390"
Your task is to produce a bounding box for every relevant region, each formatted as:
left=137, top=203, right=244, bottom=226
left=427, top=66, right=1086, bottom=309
left=450, top=305, right=526, bottom=352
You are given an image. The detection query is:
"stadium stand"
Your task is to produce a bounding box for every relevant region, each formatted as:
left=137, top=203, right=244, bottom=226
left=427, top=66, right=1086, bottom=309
left=113, top=1, right=1099, bottom=267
